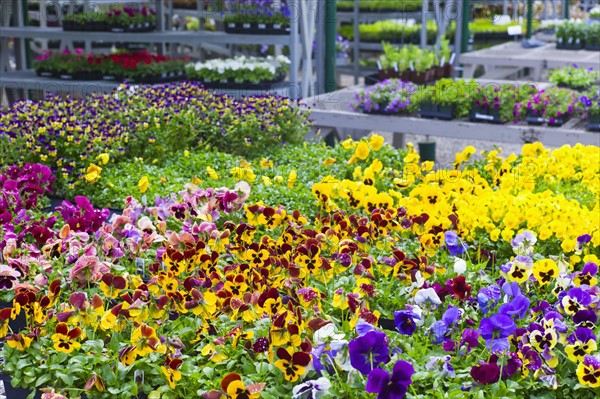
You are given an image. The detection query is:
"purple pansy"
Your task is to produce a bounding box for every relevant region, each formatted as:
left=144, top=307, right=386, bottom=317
left=365, top=360, right=414, bottom=399
left=348, top=330, right=390, bottom=375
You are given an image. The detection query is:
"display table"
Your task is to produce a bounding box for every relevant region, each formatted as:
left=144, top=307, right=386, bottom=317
left=301, top=83, right=600, bottom=148
left=460, top=42, right=600, bottom=80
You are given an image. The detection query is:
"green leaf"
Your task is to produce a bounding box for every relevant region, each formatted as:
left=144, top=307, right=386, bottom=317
left=35, top=374, right=52, bottom=387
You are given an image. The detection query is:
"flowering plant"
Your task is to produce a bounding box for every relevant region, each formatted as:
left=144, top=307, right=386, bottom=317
left=549, top=65, right=599, bottom=90
left=581, top=88, right=600, bottom=116
left=185, top=55, right=289, bottom=83
left=1, top=137, right=599, bottom=398
left=351, top=79, right=419, bottom=114
left=0, top=82, right=310, bottom=195
left=336, top=34, right=350, bottom=58
left=33, top=49, right=102, bottom=76
left=471, top=83, right=537, bottom=123
left=519, top=86, right=582, bottom=123
left=223, top=0, right=290, bottom=26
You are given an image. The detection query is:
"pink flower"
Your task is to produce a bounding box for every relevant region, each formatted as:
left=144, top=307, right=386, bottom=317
left=69, top=255, right=101, bottom=287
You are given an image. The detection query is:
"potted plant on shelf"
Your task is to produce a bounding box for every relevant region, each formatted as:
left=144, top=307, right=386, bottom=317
left=581, top=88, right=600, bottom=131
left=555, top=21, right=585, bottom=49
left=522, top=86, right=582, bottom=127
left=351, top=79, right=419, bottom=115
left=469, top=83, right=537, bottom=124
left=185, top=55, right=289, bottom=88
left=417, top=78, right=476, bottom=120
left=584, top=22, right=600, bottom=50
left=549, top=64, right=599, bottom=91
left=223, top=0, right=290, bottom=34
left=336, top=34, right=350, bottom=66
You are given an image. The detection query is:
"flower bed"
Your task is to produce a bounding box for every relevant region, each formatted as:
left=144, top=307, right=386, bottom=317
left=185, top=55, right=289, bottom=89
left=0, top=82, right=310, bottom=197
left=62, top=7, right=157, bottom=32
left=1, top=136, right=599, bottom=398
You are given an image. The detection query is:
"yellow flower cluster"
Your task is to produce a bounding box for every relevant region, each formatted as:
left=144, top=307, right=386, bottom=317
left=313, top=139, right=600, bottom=251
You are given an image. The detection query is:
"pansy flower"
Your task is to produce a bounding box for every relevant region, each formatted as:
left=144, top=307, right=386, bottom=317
left=365, top=360, right=414, bottom=399
left=348, top=330, right=390, bottom=375
left=478, top=313, right=516, bottom=352
left=577, top=354, right=600, bottom=388
left=51, top=323, right=82, bottom=353
left=573, top=262, right=598, bottom=287
left=274, top=347, right=311, bottom=382
left=532, top=259, right=559, bottom=286
left=161, top=356, right=183, bottom=389
left=565, top=328, right=597, bottom=363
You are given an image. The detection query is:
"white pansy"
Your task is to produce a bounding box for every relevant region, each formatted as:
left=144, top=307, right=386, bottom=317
left=292, top=377, right=332, bottom=399
left=312, top=323, right=345, bottom=345
left=414, top=287, right=442, bottom=306
left=454, top=257, right=467, bottom=274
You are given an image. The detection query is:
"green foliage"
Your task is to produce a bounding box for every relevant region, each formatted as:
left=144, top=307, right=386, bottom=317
left=549, top=65, right=600, bottom=91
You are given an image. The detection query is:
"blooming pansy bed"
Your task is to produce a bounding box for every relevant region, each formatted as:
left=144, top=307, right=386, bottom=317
left=1, top=132, right=599, bottom=399
left=0, top=82, right=310, bottom=198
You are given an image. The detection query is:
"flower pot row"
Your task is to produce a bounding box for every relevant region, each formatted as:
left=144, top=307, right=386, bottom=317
left=524, top=115, right=569, bottom=127
left=62, top=20, right=156, bottom=32
left=377, top=65, right=453, bottom=85
left=224, top=21, right=290, bottom=34
left=34, top=69, right=186, bottom=83
left=195, top=73, right=286, bottom=90
left=419, top=102, right=455, bottom=120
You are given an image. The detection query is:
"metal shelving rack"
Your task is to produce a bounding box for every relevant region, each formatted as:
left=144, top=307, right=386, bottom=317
left=338, top=0, right=451, bottom=84
left=0, top=0, right=317, bottom=100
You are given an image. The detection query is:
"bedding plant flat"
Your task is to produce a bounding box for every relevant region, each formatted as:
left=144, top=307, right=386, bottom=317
left=1, top=129, right=599, bottom=399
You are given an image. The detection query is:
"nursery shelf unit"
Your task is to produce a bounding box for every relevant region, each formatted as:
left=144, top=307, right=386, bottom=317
left=338, top=0, right=453, bottom=84
left=301, top=83, right=600, bottom=148
left=0, top=0, right=318, bottom=100
left=460, top=41, right=600, bottom=81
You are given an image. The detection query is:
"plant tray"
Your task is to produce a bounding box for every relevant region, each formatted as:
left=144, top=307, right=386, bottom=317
left=198, top=74, right=286, bottom=90
left=124, top=73, right=186, bottom=84
left=469, top=107, right=501, bottom=124
left=0, top=374, right=40, bottom=399
left=224, top=22, right=290, bottom=35
left=585, top=44, right=600, bottom=51
left=111, top=23, right=157, bottom=33
left=525, top=115, right=569, bottom=127
left=58, top=72, right=102, bottom=81
left=588, top=114, right=600, bottom=132
left=35, top=69, right=57, bottom=78
left=419, top=103, right=455, bottom=120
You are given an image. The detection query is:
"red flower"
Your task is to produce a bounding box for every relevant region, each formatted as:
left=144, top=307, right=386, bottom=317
left=451, top=275, right=472, bottom=300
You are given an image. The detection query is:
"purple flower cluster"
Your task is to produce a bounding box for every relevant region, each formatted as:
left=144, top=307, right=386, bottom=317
left=351, top=80, right=417, bottom=114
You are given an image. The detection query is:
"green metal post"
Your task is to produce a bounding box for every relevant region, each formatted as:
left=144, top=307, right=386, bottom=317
left=325, top=0, right=337, bottom=92
left=460, top=0, right=471, bottom=53
left=526, top=0, right=534, bottom=39
left=562, top=0, right=569, bottom=19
